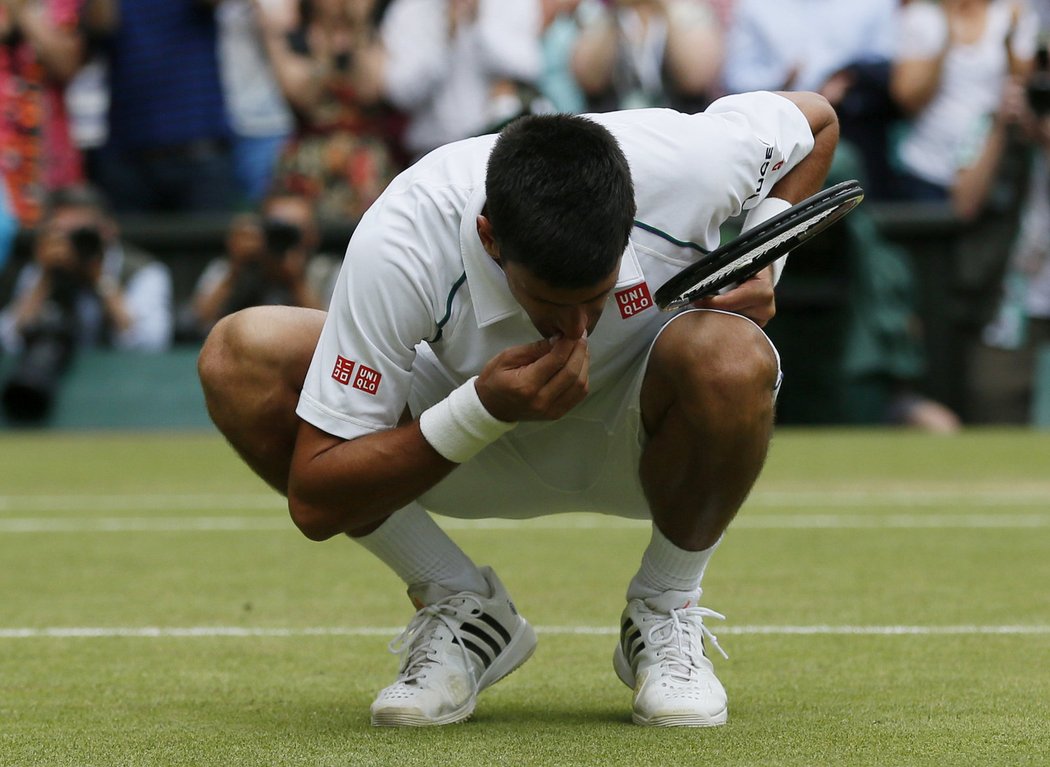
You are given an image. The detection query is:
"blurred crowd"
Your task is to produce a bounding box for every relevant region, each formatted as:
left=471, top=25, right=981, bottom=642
left=2, top=0, right=1050, bottom=427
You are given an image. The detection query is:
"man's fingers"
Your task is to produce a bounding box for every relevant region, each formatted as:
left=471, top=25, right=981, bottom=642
left=514, top=335, right=579, bottom=384
left=691, top=270, right=776, bottom=325
left=541, top=341, right=591, bottom=417
left=496, top=338, right=555, bottom=369
left=478, top=336, right=590, bottom=421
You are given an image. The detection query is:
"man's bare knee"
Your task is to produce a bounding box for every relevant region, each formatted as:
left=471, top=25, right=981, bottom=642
left=196, top=307, right=327, bottom=494
left=198, top=313, right=236, bottom=407
left=643, top=311, right=778, bottom=430
left=199, top=307, right=325, bottom=393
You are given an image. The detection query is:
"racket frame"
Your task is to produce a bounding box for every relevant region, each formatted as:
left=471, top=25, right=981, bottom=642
left=653, top=180, right=865, bottom=311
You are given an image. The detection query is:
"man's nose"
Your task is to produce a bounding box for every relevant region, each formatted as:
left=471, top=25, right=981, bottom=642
left=557, top=307, right=589, bottom=341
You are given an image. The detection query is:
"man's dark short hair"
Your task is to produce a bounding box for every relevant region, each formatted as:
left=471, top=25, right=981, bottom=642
left=485, top=114, right=636, bottom=290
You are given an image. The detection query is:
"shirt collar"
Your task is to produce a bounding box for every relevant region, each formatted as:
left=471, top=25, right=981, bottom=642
left=460, top=185, right=518, bottom=328
left=459, top=185, right=646, bottom=327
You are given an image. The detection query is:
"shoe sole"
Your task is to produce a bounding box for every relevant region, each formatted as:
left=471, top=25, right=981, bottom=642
left=632, top=710, right=727, bottom=727
left=371, top=618, right=538, bottom=727
left=612, top=645, right=728, bottom=728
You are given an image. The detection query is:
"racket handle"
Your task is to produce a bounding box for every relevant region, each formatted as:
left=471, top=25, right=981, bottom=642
left=743, top=197, right=792, bottom=285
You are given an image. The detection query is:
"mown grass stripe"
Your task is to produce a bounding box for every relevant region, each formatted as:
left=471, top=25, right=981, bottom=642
left=1, top=487, right=1048, bottom=513
left=0, top=514, right=1047, bottom=533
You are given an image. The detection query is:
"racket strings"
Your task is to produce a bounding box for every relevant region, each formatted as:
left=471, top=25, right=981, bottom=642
left=686, top=205, right=839, bottom=295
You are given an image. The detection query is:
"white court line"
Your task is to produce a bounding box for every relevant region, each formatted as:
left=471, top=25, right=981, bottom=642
left=1, top=625, right=1049, bottom=639
left=1, top=513, right=1049, bottom=533
left=0, top=494, right=284, bottom=512
left=1, top=486, right=1050, bottom=513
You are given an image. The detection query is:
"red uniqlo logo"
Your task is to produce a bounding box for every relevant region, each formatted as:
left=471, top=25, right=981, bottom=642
left=353, top=364, right=382, bottom=395
left=331, top=355, right=355, bottom=385
left=615, top=282, right=653, bottom=319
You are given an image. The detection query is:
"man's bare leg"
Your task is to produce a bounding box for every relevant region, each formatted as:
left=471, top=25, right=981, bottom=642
left=639, top=309, right=778, bottom=550
left=614, top=310, right=779, bottom=727
left=198, top=304, right=487, bottom=576
left=197, top=305, right=325, bottom=494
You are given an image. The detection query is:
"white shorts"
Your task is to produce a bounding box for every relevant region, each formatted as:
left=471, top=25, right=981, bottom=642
left=410, top=310, right=781, bottom=520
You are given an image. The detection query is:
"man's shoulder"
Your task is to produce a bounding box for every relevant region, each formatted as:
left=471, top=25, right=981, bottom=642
left=358, top=136, right=492, bottom=255
left=393, top=134, right=495, bottom=189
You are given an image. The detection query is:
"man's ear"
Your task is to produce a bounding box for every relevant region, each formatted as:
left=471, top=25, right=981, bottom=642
left=476, top=215, right=501, bottom=264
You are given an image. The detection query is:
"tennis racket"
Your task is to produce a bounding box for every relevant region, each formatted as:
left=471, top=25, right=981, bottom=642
left=653, top=179, right=865, bottom=311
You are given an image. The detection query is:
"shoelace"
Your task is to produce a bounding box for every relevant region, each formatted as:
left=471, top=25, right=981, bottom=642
left=644, top=605, right=729, bottom=684
left=387, top=595, right=483, bottom=689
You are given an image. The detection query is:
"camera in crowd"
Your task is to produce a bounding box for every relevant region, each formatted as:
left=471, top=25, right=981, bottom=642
left=1026, top=45, right=1050, bottom=116
left=224, top=218, right=305, bottom=314
left=1, top=226, right=105, bottom=423
left=263, top=218, right=303, bottom=257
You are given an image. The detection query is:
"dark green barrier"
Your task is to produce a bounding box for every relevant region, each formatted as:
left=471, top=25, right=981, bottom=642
left=0, top=347, right=210, bottom=430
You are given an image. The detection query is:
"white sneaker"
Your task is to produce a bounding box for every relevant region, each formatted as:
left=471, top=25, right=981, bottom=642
left=613, top=589, right=730, bottom=727
left=370, top=566, right=537, bottom=726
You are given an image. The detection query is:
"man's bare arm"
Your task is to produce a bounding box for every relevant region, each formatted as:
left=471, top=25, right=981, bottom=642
left=286, top=336, right=589, bottom=540
left=695, top=91, right=839, bottom=323
left=767, top=91, right=840, bottom=205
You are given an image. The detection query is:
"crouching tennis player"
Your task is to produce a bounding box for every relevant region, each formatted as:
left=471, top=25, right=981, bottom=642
left=198, top=89, right=837, bottom=727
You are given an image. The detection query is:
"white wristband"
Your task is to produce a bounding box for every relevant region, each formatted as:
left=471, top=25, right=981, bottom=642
left=419, top=376, right=518, bottom=463
left=742, top=197, right=793, bottom=286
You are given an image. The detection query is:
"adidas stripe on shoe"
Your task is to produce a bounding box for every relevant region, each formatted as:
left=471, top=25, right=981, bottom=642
left=613, top=589, right=729, bottom=727
left=370, top=566, right=537, bottom=726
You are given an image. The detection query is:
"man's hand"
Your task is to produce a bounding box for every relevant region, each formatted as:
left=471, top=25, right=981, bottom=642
left=690, top=266, right=776, bottom=326
left=475, top=336, right=590, bottom=422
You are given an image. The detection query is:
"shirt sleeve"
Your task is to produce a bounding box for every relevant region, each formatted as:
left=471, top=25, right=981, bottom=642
left=296, top=201, right=440, bottom=441
left=706, top=91, right=815, bottom=213
left=625, top=92, right=814, bottom=245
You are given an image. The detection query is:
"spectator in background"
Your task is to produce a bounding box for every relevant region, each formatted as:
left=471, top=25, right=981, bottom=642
left=84, top=0, right=242, bottom=214
left=722, top=0, right=961, bottom=430
left=0, top=0, right=87, bottom=226
left=572, top=0, right=724, bottom=114
left=379, top=0, right=545, bottom=159
left=537, top=0, right=587, bottom=115
left=892, top=0, right=1039, bottom=426
left=218, top=0, right=294, bottom=204
left=723, top=0, right=900, bottom=199
left=973, top=44, right=1050, bottom=422
left=891, top=0, right=1039, bottom=216
left=259, top=0, right=404, bottom=221
left=0, top=184, right=174, bottom=421
left=189, top=190, right=339, bottom=337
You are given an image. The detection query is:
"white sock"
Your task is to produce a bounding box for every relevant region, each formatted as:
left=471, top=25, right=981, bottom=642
left=353, top=502, right=488, bottom=594
left=626, top=524, right=722, bottom=601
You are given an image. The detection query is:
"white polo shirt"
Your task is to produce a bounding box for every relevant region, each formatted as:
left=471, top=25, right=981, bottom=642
left=297, top=92, right=814, bottom=441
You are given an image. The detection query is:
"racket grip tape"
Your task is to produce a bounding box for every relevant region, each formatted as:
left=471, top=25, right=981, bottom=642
left=419, top=376, right=518, bottom=463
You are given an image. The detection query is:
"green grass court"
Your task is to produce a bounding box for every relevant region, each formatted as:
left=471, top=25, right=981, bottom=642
left=2, top=429, right=1048, bottom=766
